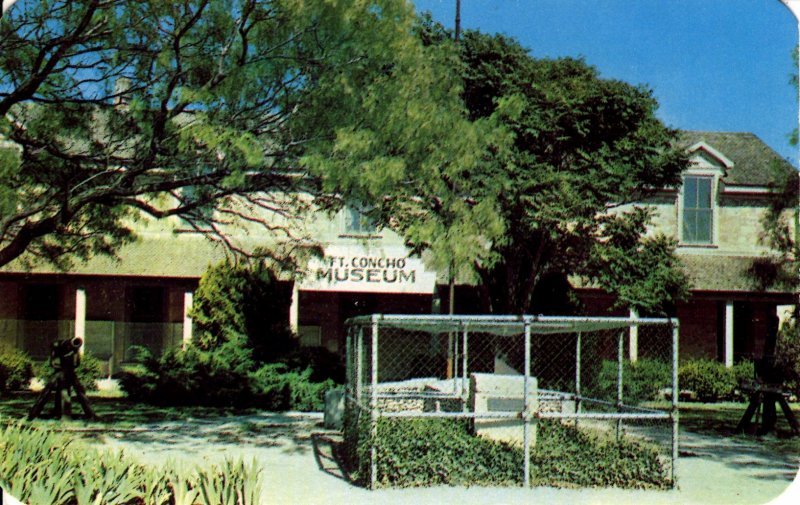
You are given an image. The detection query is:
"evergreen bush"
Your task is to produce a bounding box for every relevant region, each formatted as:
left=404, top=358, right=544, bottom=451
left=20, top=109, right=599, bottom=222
left=775, top=318, right=800, bottom=397
left=119, top=262, right=341, bottom=409
left=0, top=346, right=35, bottom=391
left=191, top=261, right=296, bottom=362
left=678, top=359, right=737, bottom=401
left=591, top=359, right=671, bottom=404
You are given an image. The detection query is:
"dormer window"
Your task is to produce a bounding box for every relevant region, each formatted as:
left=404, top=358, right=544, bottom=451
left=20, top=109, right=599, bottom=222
left=682, top=175, right=713, bottom=244
left=344, top=206, right=376, bottom=235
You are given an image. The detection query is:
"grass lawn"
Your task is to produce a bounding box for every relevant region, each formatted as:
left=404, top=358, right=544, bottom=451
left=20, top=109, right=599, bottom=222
left=678, top=401, right=800, bottom=458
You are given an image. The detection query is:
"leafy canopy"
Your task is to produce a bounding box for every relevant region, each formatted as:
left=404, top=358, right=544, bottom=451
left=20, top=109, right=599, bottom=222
left=412, top=26, right=690, bottom=314
left=0, top=0, right=493, bottom=271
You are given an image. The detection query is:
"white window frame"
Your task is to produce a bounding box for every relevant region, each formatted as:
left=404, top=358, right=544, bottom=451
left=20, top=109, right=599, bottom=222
left=677, top=142, right=731, bottom=248
left=678, top=171, right=719, bottom=247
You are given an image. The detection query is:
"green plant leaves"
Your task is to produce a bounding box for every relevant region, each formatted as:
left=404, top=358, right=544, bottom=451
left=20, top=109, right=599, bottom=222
left=0, top=423, right=264, bottom=505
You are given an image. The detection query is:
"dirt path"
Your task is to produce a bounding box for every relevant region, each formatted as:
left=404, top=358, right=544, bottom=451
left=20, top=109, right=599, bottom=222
left=84, top=412, right=798, bottom=505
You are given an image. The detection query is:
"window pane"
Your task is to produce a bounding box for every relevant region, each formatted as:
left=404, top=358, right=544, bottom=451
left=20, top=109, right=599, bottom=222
left=683, top=210, right=696, bottom=243
left=684, top=177, right=698, bottom=207
left=682, top=176, right=714, bottom=244
left=697, top=178, right=712, bottom=208
left=696, top=209, right=711, bottom=243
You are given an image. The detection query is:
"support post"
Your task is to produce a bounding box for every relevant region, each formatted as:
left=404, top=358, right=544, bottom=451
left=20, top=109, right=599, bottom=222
left=725, top=301, right=734, bottom=368
left=523, top=319, right=532, bottom=488
left=74, top=288, right=86, bottom=355
left=345, top=327, right=352, bottom=399
left=575, top=332, right=582, bottom=426
left=289, top=284, right=299, bottom=334
left=370, top=316, right=379, bottom=490
left=617, top=331, right=624, bottom=439
left=182, top=291, right=193, bottom=349
left=452, top=326, right=459, bottom=394
left=462, top=325, right=469, bottom=403
left=671, top=321, right=680, bottom=487
left=629, top=308, right=639, bottom=363
left=356, top=328, right=364, bottom=407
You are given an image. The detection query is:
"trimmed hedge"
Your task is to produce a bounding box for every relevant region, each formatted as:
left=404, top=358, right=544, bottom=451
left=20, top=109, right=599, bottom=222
left=362, top=418, right=670, bottom=489
left=591, top=359, right=672, bottom=404
left=677, top=359, right=758, bottom=401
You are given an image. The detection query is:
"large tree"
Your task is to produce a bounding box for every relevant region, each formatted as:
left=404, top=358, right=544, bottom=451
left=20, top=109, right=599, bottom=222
left=407, top=28, right=690, bottom=315
left=0, top=0, right=495, bottom=270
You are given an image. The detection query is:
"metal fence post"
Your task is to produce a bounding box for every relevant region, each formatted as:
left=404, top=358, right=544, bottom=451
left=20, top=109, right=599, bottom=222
left=452, top=325, right=459, bottom=395
left=523, top=318, right=532, bottom=488
left=575, top=332, right=582, bottom=427
left=617, top=331, right=624, bottom=440
left=672, top=321, right=680, bottom=487
left=345, top=327, right=352, bottom=399
left=462, top=324, right=469, bottom=407
left=370, top=316, right=380, bottom=490
left=356, top=327, right=364, bottom=406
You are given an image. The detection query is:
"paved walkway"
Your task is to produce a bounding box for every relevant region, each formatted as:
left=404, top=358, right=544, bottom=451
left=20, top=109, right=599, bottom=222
left=86, top=412, right=799, bottom=505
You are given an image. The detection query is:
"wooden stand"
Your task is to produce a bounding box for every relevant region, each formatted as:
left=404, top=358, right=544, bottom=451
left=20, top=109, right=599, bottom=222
left=736, top=384, right=799, bottom=437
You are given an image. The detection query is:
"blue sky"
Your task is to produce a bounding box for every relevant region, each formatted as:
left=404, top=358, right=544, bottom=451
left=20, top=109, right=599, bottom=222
left=413, top=0, right=800, bottom=165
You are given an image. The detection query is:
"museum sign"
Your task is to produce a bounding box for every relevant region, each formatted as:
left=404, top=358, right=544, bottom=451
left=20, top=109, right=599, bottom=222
left=299, top=245, right=437, bottom=294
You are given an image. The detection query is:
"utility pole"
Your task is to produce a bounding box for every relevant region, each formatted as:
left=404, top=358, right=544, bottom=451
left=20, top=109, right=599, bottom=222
left=455, top=0, right=461, bottom=42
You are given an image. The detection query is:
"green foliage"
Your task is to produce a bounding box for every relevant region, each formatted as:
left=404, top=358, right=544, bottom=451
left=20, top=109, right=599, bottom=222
left=120, top=342, right=336, bottom=411
left=250, top=364, right=335, bottom=412
left=38, top=351, right=103, bottom=392
left=404, top=27, right=689, bottom=314
left=776, top=318, right=800, bottom=397
left=530, top=421, right=669, bottom=489
left=191, top=261, right=296, bottom=362
left=1, top=0, right=488, bottom=272
left=678, top=359, right=738, bottom=401
left=116, top=261, right=341, bottom=409
left=279, top=347, right=345, bottom=384
left=0, top=346, right=35, bottom=391
left=731, top=360, right=755, bottom=387
left=359, top=418, right=669, bottom=489
left=590, top=359, right=672, bottom=404
left=0, top=423, right=262, bottom=505
left=119, top=340, right=256, bottom=407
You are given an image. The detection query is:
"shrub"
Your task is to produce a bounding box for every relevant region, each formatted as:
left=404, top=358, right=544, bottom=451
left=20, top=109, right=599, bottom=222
left=191, top=261, right=296, bottom=362
left=120, top=339, right=256, bottom=407
left=591, top=359, right=672, bottom=404
left=119, top=343, right=336, bottom=411
left=250, top=364, right=335, bottom=411
left=0, top=346, right=35, bottom=391
left=37, top=350, right=103, bottom=392
left=279, top=347, right=345, bottom=383
left=678, top=359, right=737, bottom=401
left=360, top=418, right=669, bottom=489
left=775, top=318, right=800, bottom=397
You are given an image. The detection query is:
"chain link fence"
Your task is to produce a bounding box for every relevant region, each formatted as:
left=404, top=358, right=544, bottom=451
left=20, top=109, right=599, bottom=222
left=343, top=315, right=679, bottom=490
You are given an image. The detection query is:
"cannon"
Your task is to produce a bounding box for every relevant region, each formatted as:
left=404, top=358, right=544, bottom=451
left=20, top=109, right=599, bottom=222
left=28, top=337, right=97, bottom=420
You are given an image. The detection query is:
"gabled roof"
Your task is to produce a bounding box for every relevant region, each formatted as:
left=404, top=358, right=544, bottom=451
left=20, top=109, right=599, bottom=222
left=678, top=131, right=796, bottom=187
